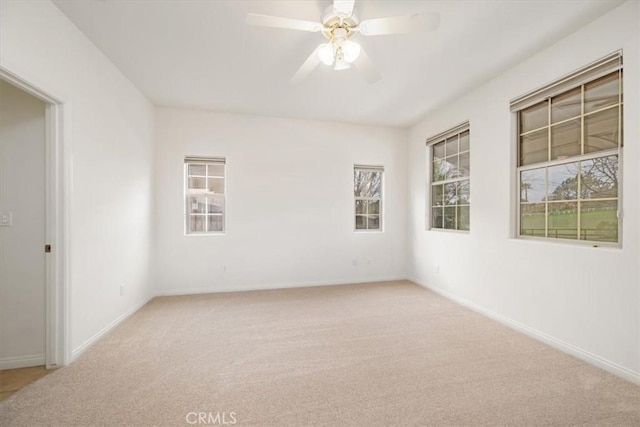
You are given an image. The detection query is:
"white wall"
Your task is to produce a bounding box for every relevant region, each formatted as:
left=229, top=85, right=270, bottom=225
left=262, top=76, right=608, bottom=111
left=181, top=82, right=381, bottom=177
left=0, top=80, right=46, bottom=368
left=2, top=0, right=637, bottom=385
left=0, top=0, right=155, bottom=355
left=408, top=1, right=640, bottom=381
left=154, top=108, right=407, bottom=294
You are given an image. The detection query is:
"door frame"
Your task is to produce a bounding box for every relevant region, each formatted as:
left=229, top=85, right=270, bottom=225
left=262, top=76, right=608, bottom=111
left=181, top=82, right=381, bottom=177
left=0, top=66, right=70, bottom=369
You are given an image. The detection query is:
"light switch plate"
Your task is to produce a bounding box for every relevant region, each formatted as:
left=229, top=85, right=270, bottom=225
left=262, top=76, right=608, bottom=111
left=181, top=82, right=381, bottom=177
left=0, top=211, right=13, bottom=226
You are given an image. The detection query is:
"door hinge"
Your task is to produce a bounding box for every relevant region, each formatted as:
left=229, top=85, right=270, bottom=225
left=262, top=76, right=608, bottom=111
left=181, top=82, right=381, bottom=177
left=45, top=244, right=52, bottom=253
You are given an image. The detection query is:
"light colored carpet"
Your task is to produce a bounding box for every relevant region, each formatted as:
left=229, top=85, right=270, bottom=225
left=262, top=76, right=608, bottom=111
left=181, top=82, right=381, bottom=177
left=1, top=281, right=639, bottom=426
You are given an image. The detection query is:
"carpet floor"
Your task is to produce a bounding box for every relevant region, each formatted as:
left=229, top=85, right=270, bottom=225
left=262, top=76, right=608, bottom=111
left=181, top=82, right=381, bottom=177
left=1, top=281, right=639, bottom=426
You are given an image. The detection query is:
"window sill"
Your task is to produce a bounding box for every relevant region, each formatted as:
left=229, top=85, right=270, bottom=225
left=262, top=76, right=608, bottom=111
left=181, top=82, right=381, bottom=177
left=513, top=235, right=621, bottom=250
left=428, top=228, right=470, bottom=234
left=184, top=232, right=226, bottom=237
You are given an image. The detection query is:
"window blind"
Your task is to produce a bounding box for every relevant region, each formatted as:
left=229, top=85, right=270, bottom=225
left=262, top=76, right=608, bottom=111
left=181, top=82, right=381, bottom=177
left=426, top=121, right=470, bottom=146
left=510, top=51, right=622, bottom=112
left=354, top=164, right=384, bottom=172
left=184, top=156, right=225, bottom=164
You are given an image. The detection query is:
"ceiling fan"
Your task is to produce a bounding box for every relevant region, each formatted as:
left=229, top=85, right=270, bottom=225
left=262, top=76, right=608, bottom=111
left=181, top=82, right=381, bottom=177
left=246, top=0, right=440, bottom=84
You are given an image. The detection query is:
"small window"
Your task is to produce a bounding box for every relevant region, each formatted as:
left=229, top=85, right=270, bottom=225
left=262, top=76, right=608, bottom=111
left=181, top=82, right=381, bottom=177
left=427, top=123, right=470, bottom=231
left=185, top=157, right=225, bottom=234
left=354, top=165, right=383, bottom=231
left=513, top=53, right=622, bottom=244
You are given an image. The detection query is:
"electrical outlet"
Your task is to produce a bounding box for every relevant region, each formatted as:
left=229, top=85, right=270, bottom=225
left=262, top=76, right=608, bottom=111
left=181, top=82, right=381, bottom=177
left=435, top=265, right=440, bottom=274
left=352, top=259, right=358, bottom=267
left=119, top=285, right=125, bottom=296
left=0, top=211, right=12, bottom=227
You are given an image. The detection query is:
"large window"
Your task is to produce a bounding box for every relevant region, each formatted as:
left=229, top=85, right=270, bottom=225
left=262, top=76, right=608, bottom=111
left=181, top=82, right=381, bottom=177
left=428, top=123, right=470, bottom=231
left=513, top=53, right=622, bottom=243
left=354, top=165, right=383, bottom=231
left=185, top=157, right=225, bottom=234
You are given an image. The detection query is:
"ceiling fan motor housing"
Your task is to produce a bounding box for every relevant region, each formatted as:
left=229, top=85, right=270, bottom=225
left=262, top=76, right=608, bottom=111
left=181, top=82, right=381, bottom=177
left=321, top=6, right=359, bottom=40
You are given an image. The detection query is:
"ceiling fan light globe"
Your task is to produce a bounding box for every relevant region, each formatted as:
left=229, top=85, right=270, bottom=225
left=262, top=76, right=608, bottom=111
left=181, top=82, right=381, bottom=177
left=317, top=43, right=335, bottom=65
left=342, top=40, right=361, bottom=63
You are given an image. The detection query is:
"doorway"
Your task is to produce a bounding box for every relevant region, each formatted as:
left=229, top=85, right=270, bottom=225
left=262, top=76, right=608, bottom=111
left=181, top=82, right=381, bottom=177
left=0, top=68, right=68, bottom=370
left=0, top=80, right=46, bottom=369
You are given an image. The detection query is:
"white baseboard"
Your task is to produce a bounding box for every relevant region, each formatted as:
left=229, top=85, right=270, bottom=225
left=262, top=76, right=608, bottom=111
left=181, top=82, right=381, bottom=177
left=409, top=277, right=640, bottom=386
left=155, top=276, right=408, bottom=297
left=71, top=295, right=154, bottom=361
left=0, top=354, right=45, bottom=370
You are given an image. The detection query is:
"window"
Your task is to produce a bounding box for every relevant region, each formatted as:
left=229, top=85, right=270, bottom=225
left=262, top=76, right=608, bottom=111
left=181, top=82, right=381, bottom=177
left=512, top=53, right=622, bottom=243
left=354, top=165, right=383, bottom=231
left=185, top=157, right=225, bottom=234
left=427, top=123, right=470, bottom=231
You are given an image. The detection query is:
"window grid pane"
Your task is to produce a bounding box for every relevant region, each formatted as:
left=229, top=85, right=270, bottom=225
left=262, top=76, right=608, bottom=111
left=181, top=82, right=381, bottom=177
left=516, top=69, right=621, bottom=243
left=429, top=127, right=470, bottom=231
left=518, top=70, right=621, bottom=168
left=519, top=155, right=618, bottom=243
left=185, top=160, right=225, bottom=234
left=354, top=167, right=383, bottom=231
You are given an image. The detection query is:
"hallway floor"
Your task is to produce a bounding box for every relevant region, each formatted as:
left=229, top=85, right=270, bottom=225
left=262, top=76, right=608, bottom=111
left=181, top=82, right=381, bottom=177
left=0, top=366, right=51, bottom=402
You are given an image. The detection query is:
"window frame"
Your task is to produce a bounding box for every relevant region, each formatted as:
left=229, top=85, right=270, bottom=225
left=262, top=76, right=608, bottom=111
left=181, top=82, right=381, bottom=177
left=353, top=164, right=384, bottom=232
left=512, top=52, right=623, bottom=247
left=184, top=156, right=226, bottom=236
left=426, top=122, right=471, bottom=233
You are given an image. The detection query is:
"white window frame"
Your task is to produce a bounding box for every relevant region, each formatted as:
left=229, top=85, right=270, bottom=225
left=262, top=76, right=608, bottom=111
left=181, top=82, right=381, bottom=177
left=426, top=122, right=470, bottom=232
left=184, top=156, right=226, bottom=235
left=511, top=52, right=623, bottom=247
left=354, top=164, right=384, bottom=232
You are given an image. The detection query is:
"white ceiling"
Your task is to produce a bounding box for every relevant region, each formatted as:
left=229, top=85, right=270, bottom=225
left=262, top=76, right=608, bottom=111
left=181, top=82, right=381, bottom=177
left=53, top=0, right=622, bottom=128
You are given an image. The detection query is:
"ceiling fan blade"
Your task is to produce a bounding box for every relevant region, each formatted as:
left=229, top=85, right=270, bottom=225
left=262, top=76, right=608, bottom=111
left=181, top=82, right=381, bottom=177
left=358, top=13, right=440, bottom=36
left=291, top=46, right=322, bottom=84
left=246, top=13, right=323, bottom=32
left=353, top=48, right=381, bottom=84
left=333, top=0, right=355, bottom=17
